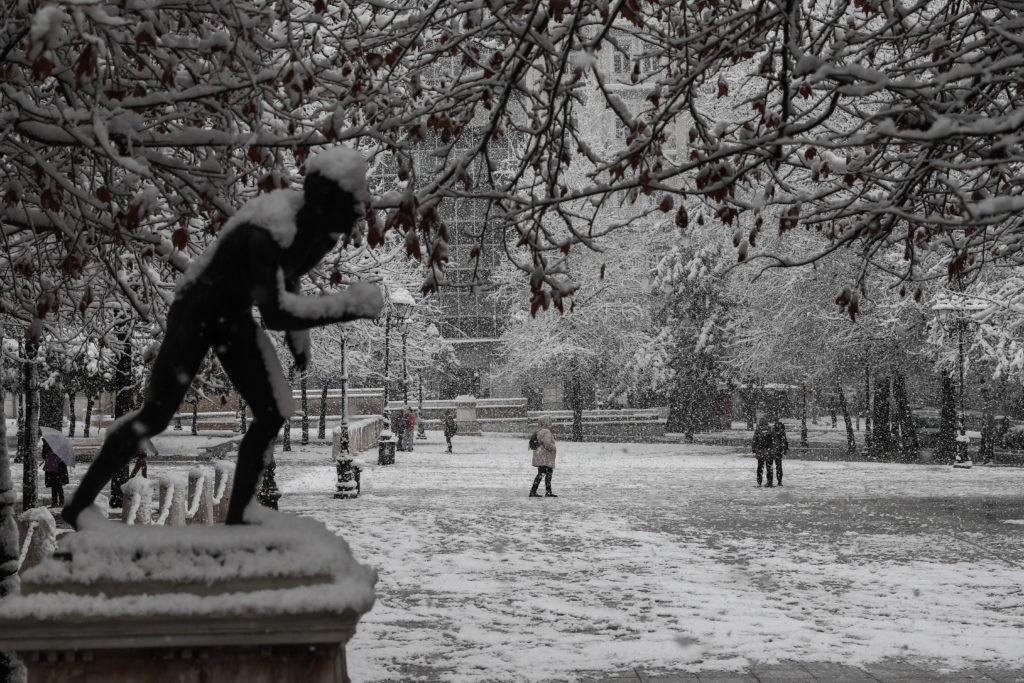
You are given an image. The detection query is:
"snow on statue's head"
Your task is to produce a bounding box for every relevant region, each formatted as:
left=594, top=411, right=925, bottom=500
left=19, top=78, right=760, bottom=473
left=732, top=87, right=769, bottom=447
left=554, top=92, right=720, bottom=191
left=302, top=147, right=370, bottom=239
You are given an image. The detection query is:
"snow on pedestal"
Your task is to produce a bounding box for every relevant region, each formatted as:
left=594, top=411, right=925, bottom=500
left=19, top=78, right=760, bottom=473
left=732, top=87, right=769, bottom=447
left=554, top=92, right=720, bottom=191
left=0, top=508, right=377, bottom=683
left=121, top=475, right=153, bottom=525
left=454, top=394, right=482, bottom=436
left=186, top=466, right=214, bottom=525
left=212, top=460, right=234, bottom=523
left=156, top=473, right=188, bottom=526
left=15, top=507, right=56, bottom=575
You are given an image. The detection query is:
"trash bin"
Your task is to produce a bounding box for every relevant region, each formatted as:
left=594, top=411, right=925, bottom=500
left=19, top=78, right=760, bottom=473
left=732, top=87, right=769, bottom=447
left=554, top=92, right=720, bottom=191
left=334, top=455, right=361, bottom=499
left=378, top=430, right=398, bottom=466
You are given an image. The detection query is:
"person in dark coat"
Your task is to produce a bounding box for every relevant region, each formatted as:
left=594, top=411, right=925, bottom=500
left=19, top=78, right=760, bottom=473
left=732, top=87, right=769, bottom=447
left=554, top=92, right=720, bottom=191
left=404, top=406, right=416, bottom=452
left=61, top=148, right=383, bottom=529
left=443, top=412, right=457, bottom=453
left=752, top=415, right=772, bottom=487
left=767, top=416, right=789, bottom=487
left=43, top=449, right=69, bottom=507
left=392, top=409, right=409, bottom=451
left=130, top=452, right=148, bottom=479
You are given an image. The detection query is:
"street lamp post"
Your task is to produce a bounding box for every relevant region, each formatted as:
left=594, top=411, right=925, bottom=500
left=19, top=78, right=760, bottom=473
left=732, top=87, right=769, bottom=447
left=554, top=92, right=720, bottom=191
left=383, top=288, right=416, bottom=413
left=334, top=327, right=358, bottom=499
left=932, top=297, right=985, bottom=468
left=382, top=312, right=391, bottom=408
left=417, top=374, right=426, bottom=439
left=401, top=324, right=409, bottom=405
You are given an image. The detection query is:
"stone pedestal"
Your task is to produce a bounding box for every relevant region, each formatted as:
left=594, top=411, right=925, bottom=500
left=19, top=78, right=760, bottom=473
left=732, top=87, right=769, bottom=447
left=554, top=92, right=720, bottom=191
left=454, top=395, right=482, bottom=436
left=0, top=509, right=376, bottom=683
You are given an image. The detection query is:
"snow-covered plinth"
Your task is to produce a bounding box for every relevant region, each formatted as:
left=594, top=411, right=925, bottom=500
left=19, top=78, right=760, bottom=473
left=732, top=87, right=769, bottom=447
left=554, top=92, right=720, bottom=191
left=0, top=509, right=376, bottom=681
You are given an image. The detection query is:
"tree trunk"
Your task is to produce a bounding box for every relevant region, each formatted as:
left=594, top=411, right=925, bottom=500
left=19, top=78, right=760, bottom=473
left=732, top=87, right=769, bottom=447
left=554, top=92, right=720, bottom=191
left=84, top=394, right=94, bottom=437
left=892, top=371, right=919, bottom=460
left=283, top=366, right=294, bottom=452
left=799, top=383, right=808, bottom=447
left=1, top=332, right=20, bottom=598
left=978, top=379, right=997, bottom=464
left=238, top=396, right=248, bottom=434
left=38, top=368, right=65, bottom=496
left=109, top=333, right=133, bottom=509
left=21, top=340, right=39, bottom=511
left=937, top=370, right=956, bottom=461
left=300, top=372, right=309, bottom=445
left=871, top=375, right=891, bottom=457
left=191, top=401, right=198, bottom=435
left=318, top=383, right=328, bottom=440
left=743, top=385, right=755, bottom=431
left=836, top=385, right=856, bottom=454
left=14, top=389, right=24, bottom=465
left=67, top=391, right=76, bottom=436
left=0, top=335, right=23, bottom=682
left=39, top=373, right=64, bottom=434
left=564, top=363, right=584, bottom=442
left=863, top=366, right=872, bottom=448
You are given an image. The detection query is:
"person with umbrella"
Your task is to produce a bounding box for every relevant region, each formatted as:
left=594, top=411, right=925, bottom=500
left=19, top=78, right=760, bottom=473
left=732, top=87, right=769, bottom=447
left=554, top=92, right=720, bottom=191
left=40, top=426, right=75, bottom=508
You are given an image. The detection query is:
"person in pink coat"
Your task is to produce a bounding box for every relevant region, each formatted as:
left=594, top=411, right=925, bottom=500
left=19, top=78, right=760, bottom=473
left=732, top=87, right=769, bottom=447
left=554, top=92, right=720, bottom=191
left=529, top=415, right=558, bottom=497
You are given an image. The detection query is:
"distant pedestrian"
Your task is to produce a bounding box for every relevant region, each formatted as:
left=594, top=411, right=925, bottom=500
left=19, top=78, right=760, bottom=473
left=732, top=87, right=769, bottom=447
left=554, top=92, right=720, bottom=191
left=404, top=406, right=416, bottom=452
left=767, top=417, right=788, bottom=486
left=529, top=415, right=558, bottom=498
left=130, top=452, right=148, bottom=479
left=130, top=440, right=157, bottom=479
left=392, top=409, right=409, bottom=451
left=752, top=415, right=772, bottom=487
left=443, top=412, right=458, bottom=453
left=43, top=450, right=69, bottom=508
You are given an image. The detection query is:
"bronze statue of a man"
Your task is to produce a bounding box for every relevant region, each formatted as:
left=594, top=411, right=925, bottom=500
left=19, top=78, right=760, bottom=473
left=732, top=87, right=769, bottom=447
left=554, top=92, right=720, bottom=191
left=63, top=148, right=383, bottom=528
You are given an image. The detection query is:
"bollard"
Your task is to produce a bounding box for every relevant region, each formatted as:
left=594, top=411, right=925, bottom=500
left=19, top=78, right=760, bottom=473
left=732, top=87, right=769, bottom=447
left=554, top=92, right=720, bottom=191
left=155, top=474, right=188, bottom=526
left=334, top=455, right=360, bottom=499
left=212, top=460, right=235, bottom=523
left=186, top=468, right=215, bottom=525
left=121, top=476, right=153, bottom=525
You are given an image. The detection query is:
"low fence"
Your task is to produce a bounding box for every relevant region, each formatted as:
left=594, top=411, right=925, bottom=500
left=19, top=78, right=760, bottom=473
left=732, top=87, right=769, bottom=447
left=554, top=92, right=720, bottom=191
left=471, top=408, right=668, bottom=442
left=347, top=415, right=386, bottom=454
left=119, top=461, right=235, bottom=527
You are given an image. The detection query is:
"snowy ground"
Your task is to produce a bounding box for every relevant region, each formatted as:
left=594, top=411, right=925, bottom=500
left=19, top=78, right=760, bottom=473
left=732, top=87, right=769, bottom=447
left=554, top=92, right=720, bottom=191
left=13, top=430, right=1024, bottom=681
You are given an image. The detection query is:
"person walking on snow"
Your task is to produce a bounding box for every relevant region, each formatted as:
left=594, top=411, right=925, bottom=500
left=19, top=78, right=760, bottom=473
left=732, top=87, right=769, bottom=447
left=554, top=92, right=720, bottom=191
left=767, top=416, right=789, bottom=487
left=752, top=415, right=772, bottom=487
left=43, top=449, right=68, bottom=508
left=404, top=406, right=416, bottom=452
left=61, top=147, right=383, bottom=529
left=392, top=409, right=409, bottom=451
left=443, top=411, right=457, bottom=453
left=529, top=415, right=558, bottom=497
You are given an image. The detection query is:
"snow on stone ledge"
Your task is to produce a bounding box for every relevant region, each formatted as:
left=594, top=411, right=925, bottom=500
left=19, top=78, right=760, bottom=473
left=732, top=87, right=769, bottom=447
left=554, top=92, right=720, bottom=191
left=4, top=508, right=376, bottom=621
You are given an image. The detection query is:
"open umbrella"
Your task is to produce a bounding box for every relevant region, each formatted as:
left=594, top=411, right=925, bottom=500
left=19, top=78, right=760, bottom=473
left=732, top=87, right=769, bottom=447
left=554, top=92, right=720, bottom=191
left=40, top=426, right=76, bottom=468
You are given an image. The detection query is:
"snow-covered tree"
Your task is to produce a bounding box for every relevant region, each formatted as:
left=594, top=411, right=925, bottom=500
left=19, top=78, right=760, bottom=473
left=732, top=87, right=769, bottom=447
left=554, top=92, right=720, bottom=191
left=629, top=227, right=734, bottom=439
left=494, top=226, right=657, bottom=439
left=11, top=0, right=1024, bottom=332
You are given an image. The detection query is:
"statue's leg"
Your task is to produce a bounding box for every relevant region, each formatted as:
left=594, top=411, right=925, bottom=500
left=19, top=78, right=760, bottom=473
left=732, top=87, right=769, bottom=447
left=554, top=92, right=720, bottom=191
left=217, top=323, right=289, bottom=524
left=62, top=309, right=209, bottom=528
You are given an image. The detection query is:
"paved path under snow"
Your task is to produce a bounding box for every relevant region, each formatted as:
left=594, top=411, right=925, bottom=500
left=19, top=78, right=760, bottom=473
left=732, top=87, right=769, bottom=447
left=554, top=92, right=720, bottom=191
left=248, top=432, right=1024, bottom=682
left=585, top=659, right=1024, bottom=681
left=43, top=430, right=1022, bottom=681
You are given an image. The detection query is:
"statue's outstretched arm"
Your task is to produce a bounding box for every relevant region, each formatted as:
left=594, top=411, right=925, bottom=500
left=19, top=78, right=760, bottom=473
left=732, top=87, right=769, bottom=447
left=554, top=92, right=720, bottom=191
left=248, top=230, right=383, bottom=331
